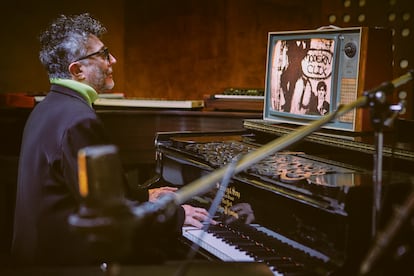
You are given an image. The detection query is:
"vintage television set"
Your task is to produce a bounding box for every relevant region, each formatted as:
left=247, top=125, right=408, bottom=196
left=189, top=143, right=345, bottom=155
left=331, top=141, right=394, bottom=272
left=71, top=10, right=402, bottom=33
left=262, top=27, right=393, bottom=133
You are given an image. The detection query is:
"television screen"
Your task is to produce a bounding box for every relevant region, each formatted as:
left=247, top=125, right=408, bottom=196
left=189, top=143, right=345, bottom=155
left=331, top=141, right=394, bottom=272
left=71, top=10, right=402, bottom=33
left=269, top=37, right=334, bottom=116
left=262, top=27, right=392, bottom=133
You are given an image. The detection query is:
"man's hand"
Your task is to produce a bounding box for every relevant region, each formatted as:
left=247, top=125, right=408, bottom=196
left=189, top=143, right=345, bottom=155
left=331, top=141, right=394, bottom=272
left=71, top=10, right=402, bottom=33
left=148, top=187, right=216, bottom=229
left=182, top=204, right=216, bottom=229
left=148, top=186, right=178, bottom=202
left=223, top=203, right=255, bottom=224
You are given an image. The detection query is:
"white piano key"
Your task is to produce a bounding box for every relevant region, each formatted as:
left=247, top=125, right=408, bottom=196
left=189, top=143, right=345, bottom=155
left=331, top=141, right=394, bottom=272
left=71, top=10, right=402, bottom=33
left=182, top=226, right=255, bottom=262
left=182, top=226, right=284, bottom=276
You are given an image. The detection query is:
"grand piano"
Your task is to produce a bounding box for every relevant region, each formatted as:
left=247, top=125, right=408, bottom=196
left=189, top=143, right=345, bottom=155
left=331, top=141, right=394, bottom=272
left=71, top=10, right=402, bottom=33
left=150, top=118, right=414, bottom=276
left=147, top=27, right=414, bottom=276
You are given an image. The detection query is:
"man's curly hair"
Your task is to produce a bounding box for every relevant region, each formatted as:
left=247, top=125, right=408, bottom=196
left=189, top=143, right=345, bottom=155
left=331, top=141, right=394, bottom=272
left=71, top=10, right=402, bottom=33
left=39, top=13, right=107, bottom=79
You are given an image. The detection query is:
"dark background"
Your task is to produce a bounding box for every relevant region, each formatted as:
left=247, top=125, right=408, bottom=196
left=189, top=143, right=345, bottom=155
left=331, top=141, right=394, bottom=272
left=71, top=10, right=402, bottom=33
left=1, top=0, right=413, bottom=118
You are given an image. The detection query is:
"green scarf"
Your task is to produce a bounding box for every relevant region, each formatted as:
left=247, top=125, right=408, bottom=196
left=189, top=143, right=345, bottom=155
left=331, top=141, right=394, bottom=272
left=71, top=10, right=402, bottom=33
left=50, top=78, right=98, bottom=106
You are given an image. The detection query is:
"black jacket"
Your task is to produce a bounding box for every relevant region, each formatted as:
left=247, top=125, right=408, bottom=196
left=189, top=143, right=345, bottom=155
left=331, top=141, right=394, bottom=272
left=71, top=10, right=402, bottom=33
left=12, top=84, right=184, bottom=265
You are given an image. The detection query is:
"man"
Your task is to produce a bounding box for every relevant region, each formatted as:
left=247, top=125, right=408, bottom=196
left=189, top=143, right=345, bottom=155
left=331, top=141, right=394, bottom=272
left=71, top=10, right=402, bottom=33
left=12, top=13, right=210, bottom=266
left=315, top=81, right=330, bottom=115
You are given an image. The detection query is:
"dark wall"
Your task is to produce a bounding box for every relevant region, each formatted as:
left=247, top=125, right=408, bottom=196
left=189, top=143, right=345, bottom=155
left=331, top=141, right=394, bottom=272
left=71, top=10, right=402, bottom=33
left=320, top=0, right=414, bottom=119
left=0, top=0, right=413, bottom=115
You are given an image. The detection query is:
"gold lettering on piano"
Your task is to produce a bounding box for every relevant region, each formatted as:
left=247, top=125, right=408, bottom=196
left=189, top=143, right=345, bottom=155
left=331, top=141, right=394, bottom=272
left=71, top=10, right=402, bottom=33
left=220, top=185, right=241, bottom=220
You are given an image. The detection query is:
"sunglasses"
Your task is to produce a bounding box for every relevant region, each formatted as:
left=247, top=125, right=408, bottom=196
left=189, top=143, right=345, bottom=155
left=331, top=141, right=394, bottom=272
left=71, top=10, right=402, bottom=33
left=74, top=47, right=110, bottom=62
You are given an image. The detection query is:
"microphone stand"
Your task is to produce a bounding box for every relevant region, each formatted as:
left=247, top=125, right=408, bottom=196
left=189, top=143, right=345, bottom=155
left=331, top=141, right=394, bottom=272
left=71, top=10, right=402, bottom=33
left=364, top=72, right=411, bottom=239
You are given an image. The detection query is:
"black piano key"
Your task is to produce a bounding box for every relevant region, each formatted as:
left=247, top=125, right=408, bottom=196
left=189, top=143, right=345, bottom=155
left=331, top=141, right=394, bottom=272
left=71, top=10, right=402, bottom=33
left=203, top=221, right=324, bottom=275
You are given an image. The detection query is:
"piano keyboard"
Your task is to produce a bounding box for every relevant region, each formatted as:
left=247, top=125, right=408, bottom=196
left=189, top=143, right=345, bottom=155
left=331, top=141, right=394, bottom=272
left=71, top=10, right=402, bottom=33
left=182, top=222, right=330, bottom=276
left=183, top=226, right=256, bottom=262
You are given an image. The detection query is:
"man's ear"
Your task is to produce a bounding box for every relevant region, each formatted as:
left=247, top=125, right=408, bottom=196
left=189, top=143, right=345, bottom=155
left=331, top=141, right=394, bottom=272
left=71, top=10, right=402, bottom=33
left=68, top=62, right=85, bottom=81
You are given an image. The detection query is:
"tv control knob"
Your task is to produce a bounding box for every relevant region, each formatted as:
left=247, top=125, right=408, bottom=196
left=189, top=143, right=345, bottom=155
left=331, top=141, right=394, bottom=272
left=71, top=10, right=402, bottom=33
left=344, top=42, right=357, bottom=58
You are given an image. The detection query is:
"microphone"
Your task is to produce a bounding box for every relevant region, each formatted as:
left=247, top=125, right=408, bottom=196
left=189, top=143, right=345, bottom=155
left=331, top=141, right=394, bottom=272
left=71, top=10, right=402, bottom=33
left=68, top=145, right=137, bottom=260
left=390, top=69, right=414, bottom=90
left=363, top=69, right=413, bottom=105
left=68, top=144, right=179, bottom=261
left=74, top=144, right=129, bottom=219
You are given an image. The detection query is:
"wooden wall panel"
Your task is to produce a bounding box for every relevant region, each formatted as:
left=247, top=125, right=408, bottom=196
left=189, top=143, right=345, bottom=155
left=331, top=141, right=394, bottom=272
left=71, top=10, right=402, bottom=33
left=0, top=0, right=125, bottom=94
left=123, top=0, right=320, bottom=100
